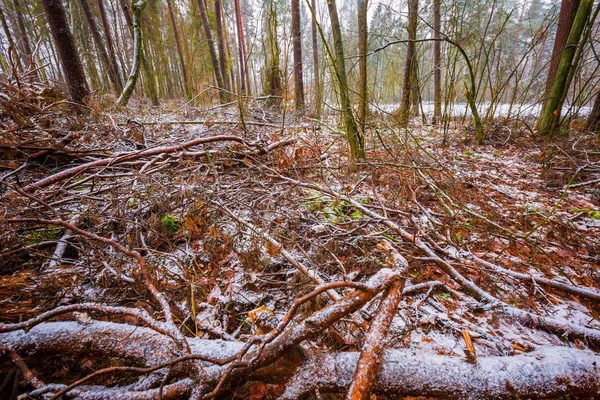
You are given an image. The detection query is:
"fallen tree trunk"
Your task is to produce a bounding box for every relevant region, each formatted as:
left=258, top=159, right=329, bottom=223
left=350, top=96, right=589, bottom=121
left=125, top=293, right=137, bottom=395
left=1, top=321, right=599, bottom=399
left=20, top=135, right=293, bottom=192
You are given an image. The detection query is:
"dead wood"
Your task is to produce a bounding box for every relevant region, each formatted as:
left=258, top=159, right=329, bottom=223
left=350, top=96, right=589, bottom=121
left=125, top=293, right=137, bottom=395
left=20, top=135, right=292, bottom=192
left=2, top=321, right=599, bottom=399
left=270, top=176, right=600, bottom=346
left=347, top=279, right=405, bottom=400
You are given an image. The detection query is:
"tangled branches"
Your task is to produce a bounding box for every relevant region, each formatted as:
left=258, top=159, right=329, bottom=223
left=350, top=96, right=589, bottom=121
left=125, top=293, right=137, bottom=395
left=1, top=109, right=600, bottom=399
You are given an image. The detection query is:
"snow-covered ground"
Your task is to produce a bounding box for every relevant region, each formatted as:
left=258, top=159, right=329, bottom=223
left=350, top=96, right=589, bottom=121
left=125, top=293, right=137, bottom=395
left=374, top=101, right=593, bottom=119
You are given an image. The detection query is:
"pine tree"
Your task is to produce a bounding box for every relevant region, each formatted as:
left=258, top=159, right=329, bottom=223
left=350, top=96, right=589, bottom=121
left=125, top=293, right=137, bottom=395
left=42, top=0, right=89, bottom=104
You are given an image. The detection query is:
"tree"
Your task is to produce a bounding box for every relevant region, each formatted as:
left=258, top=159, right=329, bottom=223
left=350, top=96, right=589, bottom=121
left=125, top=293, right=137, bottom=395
left=398, top=0, right=417, bottom=124
left=196, top=0, right=228, bottom=103
left=433, top=0, right=442, bottom=124
left=42, top=0, right=89, bottom=104
left=214, top=0, right=230, bottom=93
left=166, top=0, right=190, bottom=97
left=117, top=0, right=147, bottom=106
left=291, top=0, right=305, bottom=112
left=79, top=0, right=122, bottom=92
left=234, top=0, right=250, bottom=96
left=264, top=0, right=283, bottom=106
left=97, top=0, right=123, bottom=88
left=118, top=0, right=159, bottom=105
left=310, top=0, right=321, bottom=118
left=0, top=4, right=22, bottom=73
left=585, top=89, right=600, bottom=131
left=537, top=0, right=593, bottom=136
left=12, top=0, right=39, bottom=80
left=357, top=0, right=368, bottom=131
left=327, top=0, right=364, bottom=159
left=543, top=0, right=581, bottom=102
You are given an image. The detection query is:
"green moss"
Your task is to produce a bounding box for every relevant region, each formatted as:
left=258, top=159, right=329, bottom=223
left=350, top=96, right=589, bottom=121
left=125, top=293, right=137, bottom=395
left=26, top=226, right=61, bottom=245
left=160, top=214, right=181, bottom=236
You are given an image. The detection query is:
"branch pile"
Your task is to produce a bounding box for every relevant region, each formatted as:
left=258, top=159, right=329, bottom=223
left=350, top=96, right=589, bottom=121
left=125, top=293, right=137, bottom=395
left=1, top=101, right=600, bottom=399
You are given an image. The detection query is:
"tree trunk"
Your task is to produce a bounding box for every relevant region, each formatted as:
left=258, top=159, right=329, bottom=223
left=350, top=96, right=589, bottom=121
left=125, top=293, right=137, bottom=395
left=118, top=0, right=159, bottom=106
left=166, top=0, right=190, bottom=97
left=433, top=0, right=442, bottom=124
left=310, top=0, right=321, bottom=119
left=411, top=55, right=421, bottom=118
left=3, top=321, right=600, bottom=399
left=214, top=0, right=230, bottom=93
left=536, top=0, right=593, bottom=136
left=234, top=0, right=249, bottom=96
left=264, top=0, right=282, bottom=107
left=0, top=5, right=22, bottom=73
left=12, top=0, right=38, bottom=80
left=398, top=0, right=417, bottom=124
left=117, top=0, right=148, bottom=106
left=97, top=0, right=123, bottom=88
left=586, top=89, right=600, bottom=131
left=357, top=0, right=368, bottom=131
left=543, top=0, right=581, bottom=101
left=327, top=0, right=365, bottom=159
left=196, top=0, right=227, bottom=103
left=220, top=0, right=235, bottom=91
left=42, top=0, right=89, bottom=104
left=72, top=0, right=102, bottom=89
left=79, top=0, right=122, bottom=92
left=291, top=0, right=305, bottom=112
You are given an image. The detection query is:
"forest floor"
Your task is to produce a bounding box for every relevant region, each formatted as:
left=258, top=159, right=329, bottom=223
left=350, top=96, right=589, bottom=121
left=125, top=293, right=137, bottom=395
left=1, top=84, right=600, bottom=399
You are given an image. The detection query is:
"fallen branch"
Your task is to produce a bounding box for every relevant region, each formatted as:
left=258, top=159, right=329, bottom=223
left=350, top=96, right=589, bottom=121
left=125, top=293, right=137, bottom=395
left=272, top=175, right=497, bottom=303
left=119, top=120, right=301, bottom=129
left=466, top=251, right=600, bottom=302
left=2, top=321, right=599, bottom=399
left=268, top=176, right=600, bottom=345
left=4, top=218, right=184, bottom=347
left=347, top=279, right=405, bottom=400
left=21, top=135, right=250, bottom=192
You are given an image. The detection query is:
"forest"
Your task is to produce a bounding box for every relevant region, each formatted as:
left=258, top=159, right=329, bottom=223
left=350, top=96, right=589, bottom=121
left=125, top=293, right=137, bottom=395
left=0, top=0, right=600, bottom=398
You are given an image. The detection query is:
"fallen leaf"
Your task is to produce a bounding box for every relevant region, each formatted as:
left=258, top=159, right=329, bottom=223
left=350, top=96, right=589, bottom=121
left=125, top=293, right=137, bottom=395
left=249, top=382, right=267, bottom=399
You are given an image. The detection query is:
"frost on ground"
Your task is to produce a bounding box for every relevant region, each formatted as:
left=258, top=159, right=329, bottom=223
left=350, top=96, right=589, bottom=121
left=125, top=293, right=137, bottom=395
left=1, top=97, right=599, bottom=399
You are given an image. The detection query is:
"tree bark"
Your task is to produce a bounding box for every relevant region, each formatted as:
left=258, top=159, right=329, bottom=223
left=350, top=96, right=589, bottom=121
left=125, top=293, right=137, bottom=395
left=586, top=89, right=600, bottom=131
left=398, top=0, right=417, bottom=124
left=0, top=5, right=22, bottom=73
left=166, top=0, right=190, bottom=97
left=291, top=0, right=305, bottom=112
left=196, top=0, right=227, bottom=103
left=11, top=0, right=40, bottom=81
left=42, top=0, right=89, bottom=104
left=214, top=0, right=230, bottom=93
left=346, top=279, right=404, bottom=400
left=357, top=0, right=368, bottom=131
left=97, top=0, right=123, bottom=88
left=117, top=0, right=147, bottom=106
left=537, top=0, right=593, bottom=136
left=310, top=0, right=321, bottom=118
left=79, top=0, right=122, bottom=92
left=118, top=0, right=159, bottom=106
left=543, top=0, right=581, bottom=101
left=264, top=0, right=282, bottom=106
left=234, top=0, right=249, bottom=96
left=433, top=0, right=442, bottom=124
left=2, top=321, right=600, bottom=399
left=327, top=0, right=365, bottom=159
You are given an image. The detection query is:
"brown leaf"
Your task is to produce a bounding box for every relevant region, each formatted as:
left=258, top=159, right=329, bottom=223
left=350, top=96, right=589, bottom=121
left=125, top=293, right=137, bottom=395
left=249, top=382, right=267, bottom=400
left=265, top=241, right=281, bottom=257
